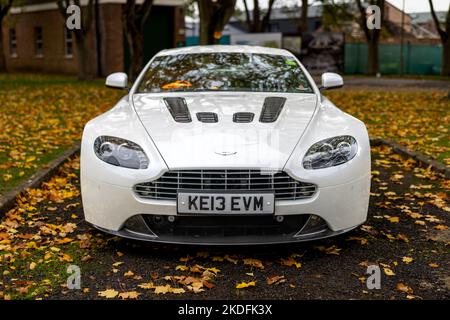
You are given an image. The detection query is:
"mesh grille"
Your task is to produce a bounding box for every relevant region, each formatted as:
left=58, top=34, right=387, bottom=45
left=134, top=170, right=317, bottom=201
left=259, top=97, right=286, bottom=123
left=163, top=97, right=192, bottom=123
left=233, top=112, right=254, bottom=123
left=196, top=112, right=218, bottom=123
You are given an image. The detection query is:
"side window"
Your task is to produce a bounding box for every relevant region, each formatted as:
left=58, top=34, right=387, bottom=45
left=64, top=28, right=73, bottom=58
left=9, top=28, right=17, bottom=57
left=35, top=26, right=43, bottom=57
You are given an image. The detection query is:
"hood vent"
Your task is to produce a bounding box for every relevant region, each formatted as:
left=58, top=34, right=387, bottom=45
left=259, top=97, right=286, bottom=123
left=196, top=112, right=218, bottom=123
left=163, top=98, right=192, bottom=123
left=233, top=112, right=254, bottom=123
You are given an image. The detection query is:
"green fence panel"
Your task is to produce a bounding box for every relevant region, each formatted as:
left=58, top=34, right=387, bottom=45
left=345, top=43, right=442, bottom=75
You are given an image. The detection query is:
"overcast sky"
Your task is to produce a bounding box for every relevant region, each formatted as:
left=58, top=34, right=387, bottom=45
left=237, top=0, right=450, bottom=13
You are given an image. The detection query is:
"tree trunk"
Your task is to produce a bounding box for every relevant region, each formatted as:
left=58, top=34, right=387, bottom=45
left=442, top=39, right=450, bottom=76
left=367, top=38, right=379, bottom=76
left=0, top=23, right=6, bottom=72
left=199, top=17, right=213, bottom=44
left=198, top=0, right=236, bottom=44
left=75, top=35, right=94, bottom=81
left=299, top=0, right=308, bottom=34
left=198, top=1, right=211, bottom=44
left=128, top=30, right=144, bottom=81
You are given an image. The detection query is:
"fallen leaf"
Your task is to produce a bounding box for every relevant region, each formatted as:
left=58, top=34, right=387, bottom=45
left=138, top=283, right=155, bottom=290
left=383, top=268, right=396, bottom=276
left=118, top=291, right=140, bottom=299
left=124, top=270, right=134, bottom=277
left=402, top=257, right=413, bottom=264
left=396, top=283, right=413, bottom=294
left=280, top=257, right=302, bottom=269
left=243, top=258, right=264, bottom=269
left=175, top=265, right=189, bottom=271
left=236, top=281, right=256, bottom=289
left=98, top=289, right=119, bottom=298
left=266, top=275, right=286, bottom=285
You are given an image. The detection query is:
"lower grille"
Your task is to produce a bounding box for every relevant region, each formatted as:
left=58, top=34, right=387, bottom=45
left=134, top=170, right=317, bottom=201
left=142, top=214, right=310, bottom=240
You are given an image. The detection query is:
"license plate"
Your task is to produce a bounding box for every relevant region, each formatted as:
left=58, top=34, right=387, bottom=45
left=177, top=192, right=275, bottom=214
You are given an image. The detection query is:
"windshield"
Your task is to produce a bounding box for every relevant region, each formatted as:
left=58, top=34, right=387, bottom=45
left=136, top=53, right=314, bottom=94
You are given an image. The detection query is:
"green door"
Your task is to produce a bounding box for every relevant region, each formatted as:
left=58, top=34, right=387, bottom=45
left=124, top=6, right=175, bottom=73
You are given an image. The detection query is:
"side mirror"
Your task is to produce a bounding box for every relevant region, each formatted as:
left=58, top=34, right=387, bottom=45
left=106, top=72, right=128, bottom=90
left=320, top=72, right=343, bottom=90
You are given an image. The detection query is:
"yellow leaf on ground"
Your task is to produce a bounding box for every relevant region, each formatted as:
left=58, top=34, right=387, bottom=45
left=428, top=263, right=439, bottom=268
left=118, top=291, right=140, bottom=299
left=211, top=256, right=224, bottom=262
left=224, top=255, right=238, bottom=264
left=154, top=284, right=185, bottom=294
left=236, top=281, right=256, bottom=289
left=138, top=282, right=155, bottom=290
left=267, top=275, right=286, bottom=285
left=154, top=285, right=171, bottom=294
left=98, top=289, right=119, bottom=298
left=396, top=283, right=413, bottom=294
left=387, top=216, right=400, bottom=223
left=397, top=234, right=409, bottom=243
left=402, top=257, right=413, bottom=264
left=347, top=236, right=368, bottom=245
left=175, top=265, right=189, bottom=271
left=243, top=258, right=264, bottom=269
left=383, top=268, right=396, bottom=276
left=124, top=270, right=134, bottom=277
left=280, top=257, right=302, bottom=269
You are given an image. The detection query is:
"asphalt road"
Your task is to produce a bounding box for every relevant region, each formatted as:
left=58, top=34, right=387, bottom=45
left=0, top=145, right=449, bottom=300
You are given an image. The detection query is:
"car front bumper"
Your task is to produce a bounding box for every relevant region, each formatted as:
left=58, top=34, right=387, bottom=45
left=81, top=172, right=370, bottom=245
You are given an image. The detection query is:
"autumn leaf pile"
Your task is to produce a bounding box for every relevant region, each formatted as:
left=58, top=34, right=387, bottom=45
left=0, top=74, right=122, bottom=193
left=326, top=90, right=450, bottom=165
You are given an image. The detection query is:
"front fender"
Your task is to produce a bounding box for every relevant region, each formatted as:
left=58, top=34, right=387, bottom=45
left=284, top=96, right=371, bottom=187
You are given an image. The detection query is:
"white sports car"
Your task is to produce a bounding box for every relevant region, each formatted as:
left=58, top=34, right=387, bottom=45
left=81, top=45, right=371, bottom=245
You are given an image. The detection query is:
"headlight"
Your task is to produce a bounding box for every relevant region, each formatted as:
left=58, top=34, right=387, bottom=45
left=302, top=136, right=357, bottom=170
left=94, top=136, right=149, bottom=169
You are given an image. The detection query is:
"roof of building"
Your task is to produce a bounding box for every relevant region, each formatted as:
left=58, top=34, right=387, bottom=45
left=230, top=4, right=323, bottom=22
left=410, top=11, right=447, bottom=24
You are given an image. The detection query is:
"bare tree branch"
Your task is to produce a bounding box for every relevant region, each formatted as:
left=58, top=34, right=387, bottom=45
left=0, top=0, right=14, bottom=18
left=429, top=0, right=447, bottom=40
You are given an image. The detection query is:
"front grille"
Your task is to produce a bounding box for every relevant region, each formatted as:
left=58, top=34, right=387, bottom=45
left=134, top=170, right=317, bottom=201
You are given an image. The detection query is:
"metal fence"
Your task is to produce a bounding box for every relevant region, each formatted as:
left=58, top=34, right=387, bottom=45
left=345, top=43, right=442, bottom=75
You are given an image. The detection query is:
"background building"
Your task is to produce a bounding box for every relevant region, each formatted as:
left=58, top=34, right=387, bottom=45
left=1, top=0, right=185, bottom=76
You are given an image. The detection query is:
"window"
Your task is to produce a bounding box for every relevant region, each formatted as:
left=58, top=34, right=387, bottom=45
left=64, top=28, right=73, bottom=57
left=34, top=26, right=43, bottom=57
left=9, top=29, right=17, bottom=57
left=137, top=53, right=313, bottom=94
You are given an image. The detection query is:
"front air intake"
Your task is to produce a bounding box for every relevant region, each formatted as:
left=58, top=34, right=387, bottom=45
left=196, top=112, right=218, bottom=123
left=259, top=97, right=286, bottom=123
left=163, top=97, right=192, bottom=123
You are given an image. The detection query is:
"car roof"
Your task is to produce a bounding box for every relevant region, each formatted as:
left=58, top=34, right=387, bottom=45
left=155, top=45, right=294, bottom=57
